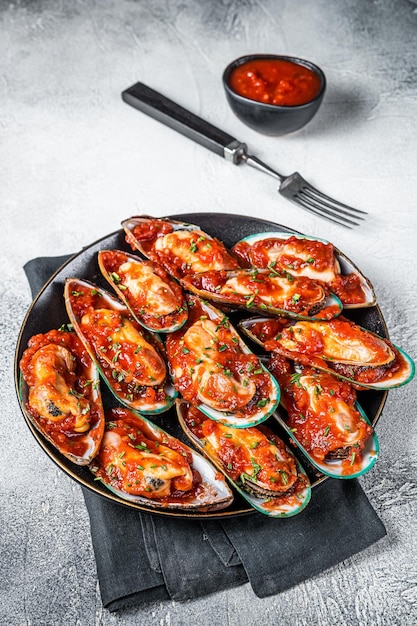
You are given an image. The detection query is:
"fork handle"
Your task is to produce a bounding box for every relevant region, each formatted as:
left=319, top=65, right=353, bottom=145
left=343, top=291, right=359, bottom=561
left=122, top=82, right=247, bottom=164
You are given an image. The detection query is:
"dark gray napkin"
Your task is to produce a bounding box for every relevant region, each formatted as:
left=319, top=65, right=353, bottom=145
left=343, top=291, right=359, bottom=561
left=23, top=255, right=387, bottom=612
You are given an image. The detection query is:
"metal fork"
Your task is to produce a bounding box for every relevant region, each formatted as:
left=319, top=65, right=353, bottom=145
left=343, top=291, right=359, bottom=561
left=122, top=82, right=366, bottom=228
left=241, top=153, right=366, bottom=227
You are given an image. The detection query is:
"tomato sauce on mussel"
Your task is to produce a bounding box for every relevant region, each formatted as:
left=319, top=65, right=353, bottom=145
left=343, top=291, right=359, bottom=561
left=90, top=407, right=234, bottom=511
left=98, top=249, right=187, bottom=333
left=19, top=329, right=104, bottom=463
left=166, top=295, right=279, bottom=427
left=65, top=278, right=176, bottom=414
left=178, top=402, right=311, bottom=515
left=181, top=267, right=341, bottom=320
left=267, top=354, right=373, bottom=474
left=232, top=234, right=374, bottom=307
left=122, top=217, right=239, bottom=279
left=240, top=315, right=413, bottom=390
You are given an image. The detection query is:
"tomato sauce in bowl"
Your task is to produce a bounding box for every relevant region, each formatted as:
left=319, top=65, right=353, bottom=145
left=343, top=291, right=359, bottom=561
left=223, top=54, right=326, bottom=135
left=228, top=58, right=322, bottom=107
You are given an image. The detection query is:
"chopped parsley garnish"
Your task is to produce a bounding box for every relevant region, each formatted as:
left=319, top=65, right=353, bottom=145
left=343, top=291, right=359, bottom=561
left=58, top=323, right=74, bottom=332
left=290, top=373, right=306, bottom=389
left=110, top=272, right=121, bottom=284
left=250, top=458, right=262, bottom=477
left=245, top=293, right=256, bottom=308
left=279, top=470, right=288, bottom=485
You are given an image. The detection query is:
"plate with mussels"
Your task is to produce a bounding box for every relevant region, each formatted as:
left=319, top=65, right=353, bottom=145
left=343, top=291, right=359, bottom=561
left=15, top=213, right=415, bottom=519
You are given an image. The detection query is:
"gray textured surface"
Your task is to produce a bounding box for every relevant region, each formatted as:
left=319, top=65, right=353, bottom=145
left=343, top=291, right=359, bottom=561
left=1, top=0, right=417, bottom=624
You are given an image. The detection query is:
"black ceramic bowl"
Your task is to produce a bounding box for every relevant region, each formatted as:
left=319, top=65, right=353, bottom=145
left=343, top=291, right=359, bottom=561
left=222, top=54, right=326, bottom=136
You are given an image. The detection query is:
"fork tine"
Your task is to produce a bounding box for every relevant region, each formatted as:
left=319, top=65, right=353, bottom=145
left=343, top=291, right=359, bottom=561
left=299, top=189, right=364, bottom=224
left=243, top=156, right=366, bottom=226
left=294, top=193, right=359, bottom=228
left=290, top=196, right=356, bottom=228
left=301, top=186, right=367, bottom=217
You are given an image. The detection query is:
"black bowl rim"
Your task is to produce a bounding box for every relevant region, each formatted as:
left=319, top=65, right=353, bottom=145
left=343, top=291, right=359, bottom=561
left=222, top=53, right=326, bottom=110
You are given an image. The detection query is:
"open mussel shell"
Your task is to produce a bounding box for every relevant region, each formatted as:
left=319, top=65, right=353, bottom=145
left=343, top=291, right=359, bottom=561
left=262, top=355, right=378, bottom=478
left=166, top=295, right=280, bottom=428
left=176, top=400, right=311, bottom=518
left=90, top=407, right=234, bottom=512
left=232, top=231, right=376, bottom=309
left=273, top=405, right=379, bottom=480
left=180, top=268, right=342, bottom=321
left=64, top=278, right=177, bottom=414
left=239, top=316, right=415, bottom=391
left=18, top=329, right=105, bottom=465
left=97, top=249, right=188, bottom=333
left=121, top=215, right=239, bottom=279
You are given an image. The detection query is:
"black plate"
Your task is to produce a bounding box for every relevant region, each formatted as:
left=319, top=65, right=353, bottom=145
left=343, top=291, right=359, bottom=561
left=14, top=213, right=388, bottom=518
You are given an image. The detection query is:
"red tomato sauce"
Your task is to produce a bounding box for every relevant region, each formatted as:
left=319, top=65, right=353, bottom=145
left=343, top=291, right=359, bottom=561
left=99, top=250, right=186, bottom=331
left=186, top=268, right=326, bottom=316
left=331, top=273, right=367, bottom=306
left=127, top=218, right=173, bottom=245
left=232, top=237, right=368, bottom=306
left=182, top=404, right=308, bottom=501
left=268, top=356, right=372, bottom=473
left=20, top=329, right=102, bottom=458
left=244, top=318, right=293, bottom=344
left=127, top=219, right=239, bottom=279
left=93, top=408, right=209, bottom=503
left=331, top=350, right=402, bottom=385
left=229, top=58, right=322, bottom=106
left=67, top=284, right=168, bottom=406
left=260, top=317, right=403, bottom=386
left=232, top=237, right=335, bottom=274
left=204, top=419, right=296, bottom=490
left=165, top=295, right=273, bottom=418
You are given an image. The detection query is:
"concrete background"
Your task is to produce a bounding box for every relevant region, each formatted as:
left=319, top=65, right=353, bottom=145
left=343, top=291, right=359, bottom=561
left=1, top=0, right=417, bottom=624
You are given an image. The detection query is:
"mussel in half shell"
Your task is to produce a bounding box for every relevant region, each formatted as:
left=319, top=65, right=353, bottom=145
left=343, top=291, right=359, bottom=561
left=64, top=278, right=177, bottom=414
left=176, top=400, right=311, bottom=517
left=181, top=267, right=342, bottom=321
left=19, top=329, right=104, bottom=465
left=267, top=354, right=378, bottom=478
left=122, top=216, right=239, bottom=279
left=231, top=231, right=376, bottom=308
left=239, top=316, right=415, bottom=390
left=166, top=294, right=280, bottom=428
left=90, top=407, right=234, bottom=512
left=98, top=249, right=187, bottom=333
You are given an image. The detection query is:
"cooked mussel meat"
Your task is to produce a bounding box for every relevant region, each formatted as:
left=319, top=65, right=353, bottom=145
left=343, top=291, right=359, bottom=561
left=240, top=316, right=415, bottom=390
left=177, top=400, right=311, bottom=517
left=181, top=267, right=342, bottom=320
left=19, top=329, right=104, bottom=464
left=231, top=232, right=375, bottom=308
left=122, top=216, right=239, bottom=279
left=64, top=278, right=177, bottom=414
left=166, top=294, right=280, bottom=428
left=98, top=249, right=187, bottom=333
left=90, top=407, right=234, bottom=511
left=267, top=354, right=378, bottom=477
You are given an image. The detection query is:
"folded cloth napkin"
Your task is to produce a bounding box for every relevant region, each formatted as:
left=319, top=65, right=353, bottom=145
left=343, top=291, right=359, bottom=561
left=23, top=255, right=387, bottom=612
